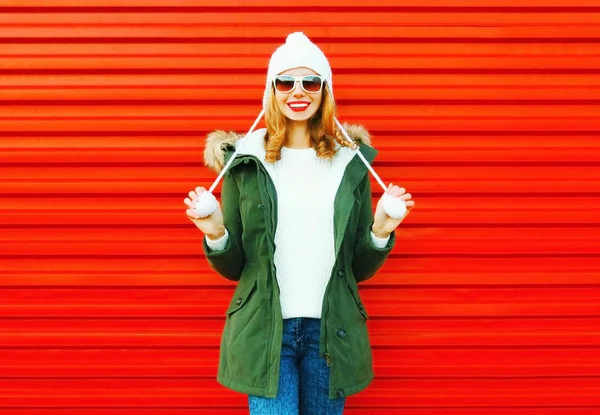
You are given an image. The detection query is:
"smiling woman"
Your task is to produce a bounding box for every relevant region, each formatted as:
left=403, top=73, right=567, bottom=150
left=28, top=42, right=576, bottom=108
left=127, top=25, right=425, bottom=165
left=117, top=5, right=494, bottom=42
left=266, top=66, right=330, bottom=160
left=183, top=32, right=414, bottom=415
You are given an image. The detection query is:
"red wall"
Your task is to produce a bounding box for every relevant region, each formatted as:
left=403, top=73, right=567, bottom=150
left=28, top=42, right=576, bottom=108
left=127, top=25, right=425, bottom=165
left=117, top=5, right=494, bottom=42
left=1, top=1, right=600, bottom=413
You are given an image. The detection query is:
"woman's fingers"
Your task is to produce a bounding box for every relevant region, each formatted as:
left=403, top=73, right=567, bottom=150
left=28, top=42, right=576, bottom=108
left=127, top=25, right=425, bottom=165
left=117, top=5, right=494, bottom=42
left=385, top=184, right=415, bottom=213
left=185, top=187, right=222, bottom=230
left=185, top=186, right=210, bottom=209
left=186, top=208, right=200, bottom=220
left=183, top=197, right=196, bottom=210
left=386, top=183, right=407, bottom=198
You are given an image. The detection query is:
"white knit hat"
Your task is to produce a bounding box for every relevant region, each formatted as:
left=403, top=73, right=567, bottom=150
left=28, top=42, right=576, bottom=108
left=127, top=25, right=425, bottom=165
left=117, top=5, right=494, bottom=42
left=262, top=32, right=333, bottom=109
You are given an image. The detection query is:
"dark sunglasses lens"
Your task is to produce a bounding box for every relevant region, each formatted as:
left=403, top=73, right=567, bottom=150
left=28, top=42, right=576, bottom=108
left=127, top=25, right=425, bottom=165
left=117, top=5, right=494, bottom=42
left=302, top=76, right=323, bottom=92
left=274, top=76, right=295, bottom=92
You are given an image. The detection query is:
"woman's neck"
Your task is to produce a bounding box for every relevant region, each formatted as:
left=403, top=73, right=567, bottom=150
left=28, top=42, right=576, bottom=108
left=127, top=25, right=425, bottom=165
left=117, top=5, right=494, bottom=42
left=284, top=120, right=311, bottom=149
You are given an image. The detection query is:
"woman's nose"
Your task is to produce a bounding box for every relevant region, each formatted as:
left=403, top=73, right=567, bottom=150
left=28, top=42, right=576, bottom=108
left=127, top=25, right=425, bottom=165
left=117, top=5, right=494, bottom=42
left=292, top=81, right=305, bottom=97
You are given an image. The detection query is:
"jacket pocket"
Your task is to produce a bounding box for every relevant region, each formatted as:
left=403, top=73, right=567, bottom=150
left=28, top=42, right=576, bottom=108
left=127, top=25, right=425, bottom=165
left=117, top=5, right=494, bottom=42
left=226, top=278, right=257, bottom=316
left=346, top=280, right=369, bottom=320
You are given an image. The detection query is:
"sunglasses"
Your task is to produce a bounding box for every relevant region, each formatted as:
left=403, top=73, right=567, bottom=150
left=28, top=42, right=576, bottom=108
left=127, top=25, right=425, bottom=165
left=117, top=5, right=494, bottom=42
left=273, top=75, right=325, bottom=94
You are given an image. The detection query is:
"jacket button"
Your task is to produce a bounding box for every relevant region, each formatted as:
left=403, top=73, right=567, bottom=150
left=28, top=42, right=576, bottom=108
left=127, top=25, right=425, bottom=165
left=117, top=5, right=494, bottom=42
left=336, top=329, right=346, bottom=339
left=258, top=204, right=264, bottom=210
left=336, top=389, right=344, bottom=398
left=337, top=270, right=345, bottom=278
left=236, top=297, right=242, bottom=306
left=243, top=159, right=250, bottom=164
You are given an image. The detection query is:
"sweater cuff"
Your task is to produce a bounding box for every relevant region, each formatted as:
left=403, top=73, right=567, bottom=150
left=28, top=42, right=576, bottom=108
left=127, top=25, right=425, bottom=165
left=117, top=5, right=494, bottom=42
left=205, top=228, right=229, bottom=252
left=370, top=230, right=390, bottom=249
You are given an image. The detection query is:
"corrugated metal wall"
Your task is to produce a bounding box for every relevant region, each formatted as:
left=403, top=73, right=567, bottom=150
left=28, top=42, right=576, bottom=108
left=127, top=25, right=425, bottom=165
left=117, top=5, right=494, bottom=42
left=2, top=0, right=599, bottom=413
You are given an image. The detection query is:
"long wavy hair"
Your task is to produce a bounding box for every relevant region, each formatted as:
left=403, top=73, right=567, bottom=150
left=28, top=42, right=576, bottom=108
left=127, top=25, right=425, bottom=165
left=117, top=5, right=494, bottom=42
left=263, top=83, right=350, bottom=163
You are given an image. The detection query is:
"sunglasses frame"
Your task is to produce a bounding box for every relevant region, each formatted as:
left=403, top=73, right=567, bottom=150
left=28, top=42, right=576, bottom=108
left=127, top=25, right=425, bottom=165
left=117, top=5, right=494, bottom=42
left=272, top=75, right=325, bottom=94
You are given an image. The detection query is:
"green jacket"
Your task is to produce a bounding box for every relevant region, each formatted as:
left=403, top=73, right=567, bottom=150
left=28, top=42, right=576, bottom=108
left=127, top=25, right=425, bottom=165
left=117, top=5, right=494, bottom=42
left=202, top=124, right=396, bottom=399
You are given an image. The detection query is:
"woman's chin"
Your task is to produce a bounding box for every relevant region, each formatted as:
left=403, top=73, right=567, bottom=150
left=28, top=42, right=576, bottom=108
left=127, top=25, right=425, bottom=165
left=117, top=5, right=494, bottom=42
left=282, top=108, right=317, bottom=122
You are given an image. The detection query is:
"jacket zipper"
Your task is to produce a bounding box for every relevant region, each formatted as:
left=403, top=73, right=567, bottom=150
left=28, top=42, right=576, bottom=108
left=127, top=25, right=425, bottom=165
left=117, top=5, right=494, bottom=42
left=253, top=157, right=281, bottom=393
left=323, top=275, right=334, bottom=368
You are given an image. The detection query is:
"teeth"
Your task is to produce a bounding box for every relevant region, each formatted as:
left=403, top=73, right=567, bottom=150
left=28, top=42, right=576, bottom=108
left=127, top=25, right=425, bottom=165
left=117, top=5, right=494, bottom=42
left=290, top=103, right=309, bottom=108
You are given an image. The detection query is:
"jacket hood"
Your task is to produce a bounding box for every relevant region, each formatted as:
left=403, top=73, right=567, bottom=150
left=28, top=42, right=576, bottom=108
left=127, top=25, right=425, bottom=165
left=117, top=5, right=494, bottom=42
left=204, top=123, right=372, bottom=173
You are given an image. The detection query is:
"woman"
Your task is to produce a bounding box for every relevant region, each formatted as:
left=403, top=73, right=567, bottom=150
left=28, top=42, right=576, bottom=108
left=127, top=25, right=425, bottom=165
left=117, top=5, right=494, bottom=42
left=184, top=32, right=414, bottom=415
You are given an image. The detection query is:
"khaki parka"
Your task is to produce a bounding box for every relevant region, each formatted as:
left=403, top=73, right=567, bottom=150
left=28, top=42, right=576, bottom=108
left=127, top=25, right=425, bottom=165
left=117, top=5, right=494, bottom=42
left=201, top=124, right=396, bottom=399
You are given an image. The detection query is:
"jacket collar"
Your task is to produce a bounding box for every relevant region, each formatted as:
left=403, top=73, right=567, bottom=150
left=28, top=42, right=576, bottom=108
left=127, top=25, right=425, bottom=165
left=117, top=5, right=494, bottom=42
left=203, top=123, right=375, bottom=174
left=333, top=143, right=376, bottom=256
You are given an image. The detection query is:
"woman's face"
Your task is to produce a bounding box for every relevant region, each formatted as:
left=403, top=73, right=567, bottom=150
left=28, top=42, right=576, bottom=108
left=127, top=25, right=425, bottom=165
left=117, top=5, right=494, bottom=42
left=274, top=67, right=323, bottom=122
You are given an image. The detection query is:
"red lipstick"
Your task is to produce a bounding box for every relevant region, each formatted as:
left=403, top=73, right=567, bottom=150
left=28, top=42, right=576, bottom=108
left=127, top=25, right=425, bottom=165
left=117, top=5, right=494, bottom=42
left=287, top=101, right=310, bottom=112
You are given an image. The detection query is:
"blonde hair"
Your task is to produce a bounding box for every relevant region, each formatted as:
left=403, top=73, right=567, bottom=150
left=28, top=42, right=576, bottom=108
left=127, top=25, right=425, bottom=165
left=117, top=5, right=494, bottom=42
left=263, top=84, right=350, bottom=163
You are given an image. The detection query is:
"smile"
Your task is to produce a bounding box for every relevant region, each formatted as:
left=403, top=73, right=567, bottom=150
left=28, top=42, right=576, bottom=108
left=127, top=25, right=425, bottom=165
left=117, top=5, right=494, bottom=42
left=287, top=102, right=310, bottom=112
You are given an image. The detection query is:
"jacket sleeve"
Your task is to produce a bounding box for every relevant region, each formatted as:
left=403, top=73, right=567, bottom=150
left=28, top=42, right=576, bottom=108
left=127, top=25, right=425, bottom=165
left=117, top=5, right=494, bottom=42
left=202, top=172, right=245, bottom=281
left=352, top=174, right=396, bottom=283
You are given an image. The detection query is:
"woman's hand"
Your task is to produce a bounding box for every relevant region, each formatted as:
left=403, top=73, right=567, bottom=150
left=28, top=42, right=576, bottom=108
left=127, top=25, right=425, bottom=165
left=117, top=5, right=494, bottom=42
left=372, top=184, right=415, bottom=238
left=184, top=186, right=226, bottom=240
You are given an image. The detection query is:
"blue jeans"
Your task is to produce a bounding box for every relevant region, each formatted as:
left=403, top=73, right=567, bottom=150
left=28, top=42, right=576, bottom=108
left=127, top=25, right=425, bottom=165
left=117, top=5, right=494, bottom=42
left=248, top=317, right=346, bottom=415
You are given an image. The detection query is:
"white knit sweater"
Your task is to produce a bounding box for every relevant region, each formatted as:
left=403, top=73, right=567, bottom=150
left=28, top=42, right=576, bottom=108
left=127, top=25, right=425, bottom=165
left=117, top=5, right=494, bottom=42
left=205, top=145, right=389, bottom=319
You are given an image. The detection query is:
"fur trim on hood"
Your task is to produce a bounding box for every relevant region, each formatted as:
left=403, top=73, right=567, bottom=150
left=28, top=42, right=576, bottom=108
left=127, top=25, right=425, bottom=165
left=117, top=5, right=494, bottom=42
left=204, top=123, right=372, bottom=173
